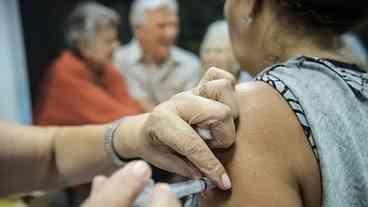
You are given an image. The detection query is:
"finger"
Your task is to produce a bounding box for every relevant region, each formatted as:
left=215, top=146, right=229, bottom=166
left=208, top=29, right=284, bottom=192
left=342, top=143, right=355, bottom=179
left=171, top=92, right=236, bottom=149
left=207, top=116, right=236, bottom=149
left=199, top=67, right=236, bottom=86
left=100, top=161, right=152, bottom=206
left=143, top=150, right=202, bottom=179
left=197, top=79, right=239, bottom=118
left=148, top=112, right=231, bottom=190
left=196, top=78, right=239, bottom=149
left=149, top=184, right=182, bottom=207
left=170, top=93, right=232, bottom=126
left=90, top=176, right=107, bottom=194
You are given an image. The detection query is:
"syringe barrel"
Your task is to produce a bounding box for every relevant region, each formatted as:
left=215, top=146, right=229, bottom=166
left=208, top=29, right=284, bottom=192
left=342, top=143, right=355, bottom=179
left=170, top=179, right=206, bottom=198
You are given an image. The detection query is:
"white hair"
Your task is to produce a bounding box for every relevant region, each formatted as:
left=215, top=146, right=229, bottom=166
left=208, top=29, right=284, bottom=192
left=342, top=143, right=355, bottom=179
left=65, top=1, right=120, bottom=48
left=201, top=20, right=231, bottom=54
left=130, top=0, right=178, bottom=26
left=200, top=20, right=240, bottom=74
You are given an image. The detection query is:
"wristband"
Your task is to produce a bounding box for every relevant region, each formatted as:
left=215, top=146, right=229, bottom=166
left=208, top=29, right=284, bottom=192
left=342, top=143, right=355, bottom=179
left=104, top=118, right=136, bottom=167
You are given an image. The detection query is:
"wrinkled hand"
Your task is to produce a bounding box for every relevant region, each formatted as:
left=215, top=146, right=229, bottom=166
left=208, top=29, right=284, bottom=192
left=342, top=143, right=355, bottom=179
left=82, top=161, right=181, bottom=207
left=117, top=68, right=239, bottom=190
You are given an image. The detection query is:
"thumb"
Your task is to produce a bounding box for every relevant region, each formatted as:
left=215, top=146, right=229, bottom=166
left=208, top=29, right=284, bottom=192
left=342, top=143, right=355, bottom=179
left=90, top=176, right=107, bottom=194
left=149, top=184, right=182, bottom=207
left=82, top=161, right=152, bottom=207
left=199, top=67, right=236, bottom=86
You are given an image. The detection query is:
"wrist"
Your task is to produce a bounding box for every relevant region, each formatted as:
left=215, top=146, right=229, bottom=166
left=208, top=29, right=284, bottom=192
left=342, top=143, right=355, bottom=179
left=114, top=113, right=149, bottom=159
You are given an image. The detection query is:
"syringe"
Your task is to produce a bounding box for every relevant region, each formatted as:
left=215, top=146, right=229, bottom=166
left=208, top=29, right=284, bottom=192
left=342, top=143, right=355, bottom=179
left=133, top=178, right=216, bottom=207
left=134, top=128, right=215, bottom=207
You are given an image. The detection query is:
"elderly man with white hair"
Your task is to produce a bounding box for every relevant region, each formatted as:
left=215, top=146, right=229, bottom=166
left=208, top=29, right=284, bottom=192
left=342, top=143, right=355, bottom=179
left=114, top=0, right=201, bottom=112
left=200, top=20, right=252, bottom=83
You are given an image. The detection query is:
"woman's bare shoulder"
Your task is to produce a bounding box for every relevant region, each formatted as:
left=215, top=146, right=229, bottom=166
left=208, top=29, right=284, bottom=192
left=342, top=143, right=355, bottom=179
left=201, top=82, right=321, bottom=207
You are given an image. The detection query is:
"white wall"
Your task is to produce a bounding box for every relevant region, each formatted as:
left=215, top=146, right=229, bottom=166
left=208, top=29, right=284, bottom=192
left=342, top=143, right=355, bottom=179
left=0, top=0, right=32, bottom=124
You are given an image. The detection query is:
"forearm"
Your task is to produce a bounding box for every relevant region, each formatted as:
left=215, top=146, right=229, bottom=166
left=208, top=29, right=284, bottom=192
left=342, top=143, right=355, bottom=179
left=0, top=122, right=117, bottom=197
left=51, top=125, right=117, bottom=186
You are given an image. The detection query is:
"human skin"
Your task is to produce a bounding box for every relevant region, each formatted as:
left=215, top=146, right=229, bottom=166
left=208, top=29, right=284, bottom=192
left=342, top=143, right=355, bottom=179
left=201, top=40, right=238, bottom=76
left=132, top=6, right=180, bottom=111
left=199, top=0, right=359, bottom=205
left=82, top=161, right=181, bottom=207
left=78, top=25, right=120, bottom=69
left=201, top=82, right=321, bottom=207
left=0, top=68, right=237, bottom=197
left=134, top=6, right=179, bottom=66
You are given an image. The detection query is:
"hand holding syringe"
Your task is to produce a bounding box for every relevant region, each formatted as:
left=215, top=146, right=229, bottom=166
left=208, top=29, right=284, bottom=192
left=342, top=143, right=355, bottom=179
left=134, top=128, right=216, bottom=207
left=134, top=178, right=216, bottom=207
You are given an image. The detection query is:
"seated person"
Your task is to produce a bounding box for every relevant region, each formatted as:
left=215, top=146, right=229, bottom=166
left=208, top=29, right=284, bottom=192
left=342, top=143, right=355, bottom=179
left=114, top=0, right=201, bottom=112
left=35, top=2, right=142, bottom=125
left=200, top=20, right=252, bottom=83
left=33, top=2, right=142, bottom=207
left=201, top=0, right=368, bottom=207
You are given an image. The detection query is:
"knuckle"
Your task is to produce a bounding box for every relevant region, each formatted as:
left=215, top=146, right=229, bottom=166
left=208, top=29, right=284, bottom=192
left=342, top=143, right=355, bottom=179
left=205, top=159, right=224, bottom=177
left=212, top=79, right=234, bottom=98
left=191, top=86, right=201, bottom=96
left=146, top=112, right=165, bottom=137
left=209, top=140, right=223, bottom=149
left=221, top=105, right=232, bottom=118
left=200, top=80, right=234, bottom=99
left=198, top=83, right=213, bottom=99
left=209, top=103, right=232, bottom=121
left=212, top=137, right=234, bottom=149
left=180, top=138, right=204, bottom=155
left=221, top=138, right=235, bottom=148
left=146, top=125, right=156, bottom=139
left=206, top=67, right=223, bottom=77
left=216, top=79, right=233, bottom=89
left=208, top=67, right=236, bottom=84
left=202, top=67, right=222, bottom=83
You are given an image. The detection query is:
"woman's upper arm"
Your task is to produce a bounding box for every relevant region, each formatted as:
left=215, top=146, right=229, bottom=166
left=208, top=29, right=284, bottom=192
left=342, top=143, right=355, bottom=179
left=201, top=82, right=321, bottom=207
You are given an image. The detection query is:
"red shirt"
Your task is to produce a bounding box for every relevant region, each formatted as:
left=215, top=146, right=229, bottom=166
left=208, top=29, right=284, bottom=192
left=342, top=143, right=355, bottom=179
left=34, top=50, right=143, bottom=125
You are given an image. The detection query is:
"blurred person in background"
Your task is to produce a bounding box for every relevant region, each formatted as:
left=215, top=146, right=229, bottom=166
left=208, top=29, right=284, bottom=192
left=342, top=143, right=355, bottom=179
left=114, top=0, right=201, bottom=112
left=200, top=20, right=252, bottom=83
left=340, top=32, right=368, bottom=68
left=33, top=2, right=142, bottom=206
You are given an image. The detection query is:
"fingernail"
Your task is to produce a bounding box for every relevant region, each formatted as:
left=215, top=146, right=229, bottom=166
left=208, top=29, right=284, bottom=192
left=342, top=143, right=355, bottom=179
left=221, top=174, right=232, bottom=190
left=132, top=161, right=150, bottom=177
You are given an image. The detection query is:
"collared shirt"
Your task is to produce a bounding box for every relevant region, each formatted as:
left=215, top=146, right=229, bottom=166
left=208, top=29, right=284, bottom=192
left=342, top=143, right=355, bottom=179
left=114, top=40, right=200, bottom=105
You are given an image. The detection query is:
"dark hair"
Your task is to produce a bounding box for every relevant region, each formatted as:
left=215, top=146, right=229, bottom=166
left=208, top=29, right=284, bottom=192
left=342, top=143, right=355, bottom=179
left=280, top=0, right=368, bottom=34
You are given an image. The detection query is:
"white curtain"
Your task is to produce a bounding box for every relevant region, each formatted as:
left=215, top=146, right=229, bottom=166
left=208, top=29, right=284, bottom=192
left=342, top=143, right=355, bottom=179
left=0, top=0, right=32, bottom=124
